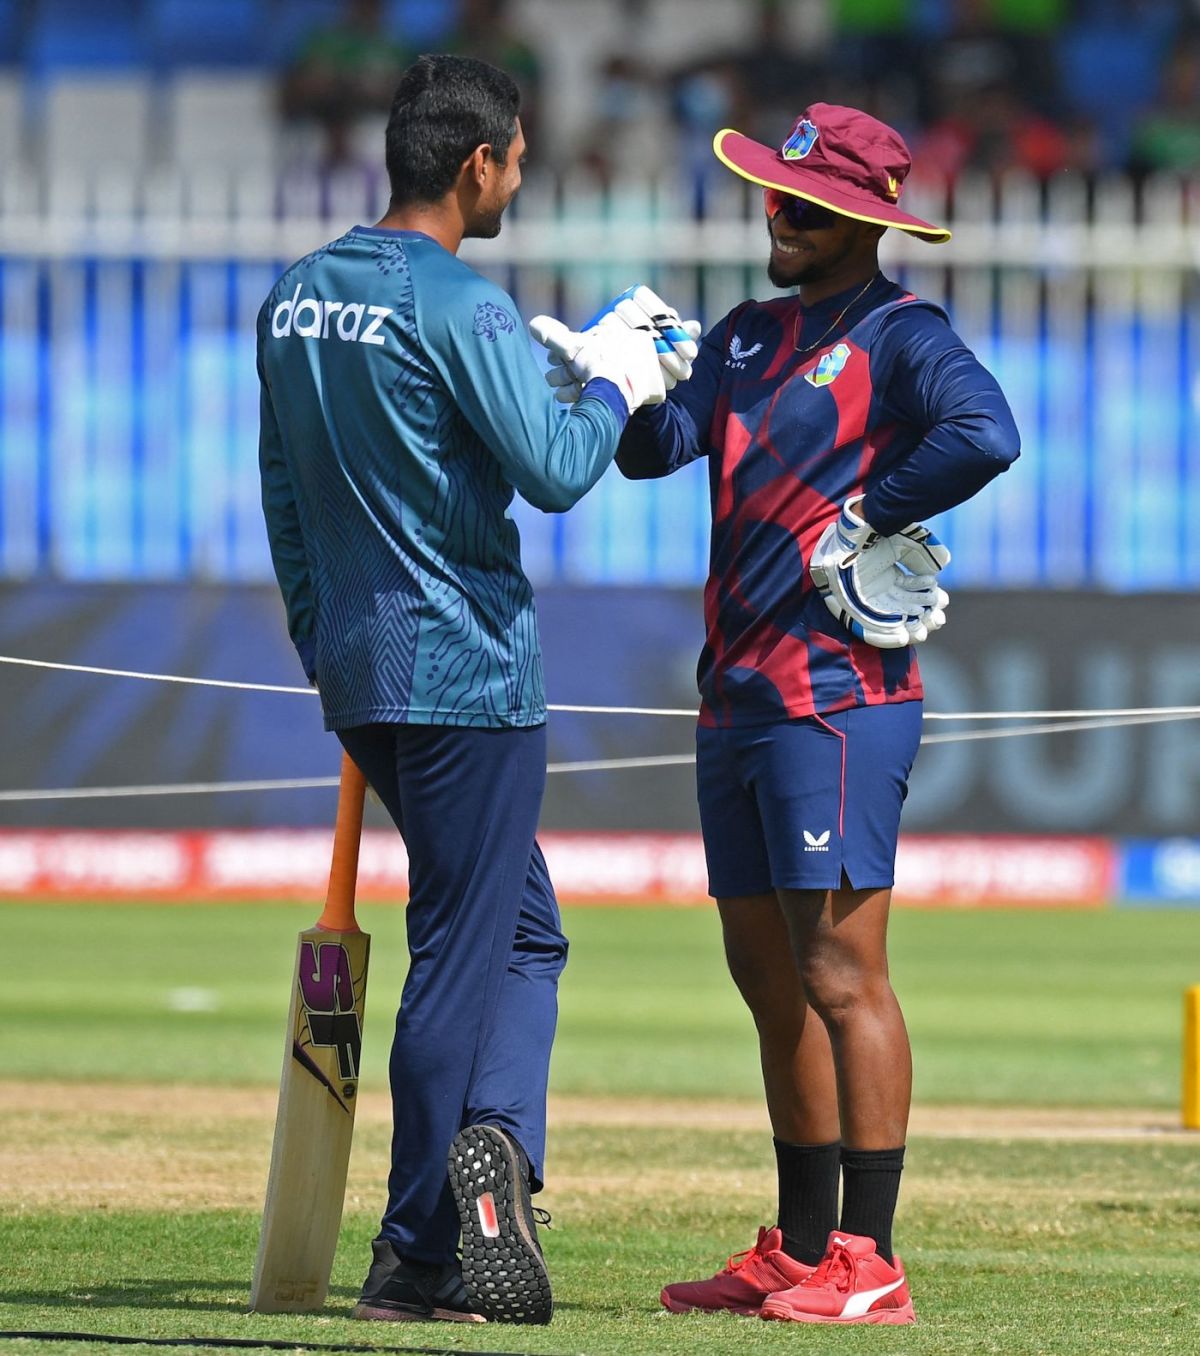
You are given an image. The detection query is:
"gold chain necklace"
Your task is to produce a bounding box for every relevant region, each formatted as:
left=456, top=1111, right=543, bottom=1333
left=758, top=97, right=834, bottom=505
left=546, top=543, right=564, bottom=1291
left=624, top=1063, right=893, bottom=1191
left=793, top=273, right=879, bottom=356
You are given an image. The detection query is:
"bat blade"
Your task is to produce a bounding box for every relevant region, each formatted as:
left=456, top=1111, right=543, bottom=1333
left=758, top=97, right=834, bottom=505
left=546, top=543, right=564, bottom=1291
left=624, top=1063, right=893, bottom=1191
left=250, top=754, right=369, bottom=1314
left=250, top=924, right=370, bottom=1312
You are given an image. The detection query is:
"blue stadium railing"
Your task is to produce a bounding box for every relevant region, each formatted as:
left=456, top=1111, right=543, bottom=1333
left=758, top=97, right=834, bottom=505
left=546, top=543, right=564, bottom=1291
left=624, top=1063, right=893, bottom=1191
left=0, top=165, right=1196, bottom=590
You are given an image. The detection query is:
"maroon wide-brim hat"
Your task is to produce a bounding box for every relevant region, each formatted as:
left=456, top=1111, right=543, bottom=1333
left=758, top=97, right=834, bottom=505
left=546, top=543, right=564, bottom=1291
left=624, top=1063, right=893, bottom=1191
left=713, top=102, right=950, bottom=244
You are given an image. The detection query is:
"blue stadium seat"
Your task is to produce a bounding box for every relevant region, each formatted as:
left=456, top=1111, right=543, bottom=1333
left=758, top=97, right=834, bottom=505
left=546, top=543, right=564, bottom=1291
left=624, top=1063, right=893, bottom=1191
left=385, top=0, right=461, bottom=46
left=1057, top=26, right=1166, bottom=121
left=25, top=0, right=145, bottom=73
left=0, top=0, right=22, bottom=65
left=147, top=0, right=270, bottom=69
left=263, top=0, right=344, bottom=65
left=1058, top=1, right=1179, bottom=125
left=265, top=0, right=461, bottom=64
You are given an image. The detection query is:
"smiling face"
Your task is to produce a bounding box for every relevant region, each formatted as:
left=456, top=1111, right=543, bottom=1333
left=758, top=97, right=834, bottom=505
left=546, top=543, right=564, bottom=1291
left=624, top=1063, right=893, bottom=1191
left=766, top=199, right=885, bottom=293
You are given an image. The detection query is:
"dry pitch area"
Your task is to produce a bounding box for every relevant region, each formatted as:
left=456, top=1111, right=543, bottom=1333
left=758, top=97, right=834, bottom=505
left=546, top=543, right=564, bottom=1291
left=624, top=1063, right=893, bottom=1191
left=2, top=1078, right=1199, bottom=1356
left=0, top=1080, right=1191, bottom=1214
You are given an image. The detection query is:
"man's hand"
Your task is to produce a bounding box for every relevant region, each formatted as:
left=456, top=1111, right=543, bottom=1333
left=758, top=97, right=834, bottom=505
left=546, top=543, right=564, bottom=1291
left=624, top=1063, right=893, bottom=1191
left=529, top=314, right=667, bottom=415
left=808, top=497, right=951, bottom=648
left=539, top=285, right=702, bottom=403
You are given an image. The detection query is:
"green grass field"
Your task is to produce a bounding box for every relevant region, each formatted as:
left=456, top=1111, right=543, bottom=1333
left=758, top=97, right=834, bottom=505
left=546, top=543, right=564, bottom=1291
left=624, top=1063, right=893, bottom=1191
left=3, top=902, right=1193, bottom=1105
left=1, top=902, right=1199, bottom=1356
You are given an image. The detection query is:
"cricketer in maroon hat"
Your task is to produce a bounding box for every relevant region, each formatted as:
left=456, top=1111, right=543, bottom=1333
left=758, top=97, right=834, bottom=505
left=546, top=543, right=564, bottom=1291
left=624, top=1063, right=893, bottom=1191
left=714, top=102, right=951, bottom=244
left=600, top=104, right=1018, bottom=1324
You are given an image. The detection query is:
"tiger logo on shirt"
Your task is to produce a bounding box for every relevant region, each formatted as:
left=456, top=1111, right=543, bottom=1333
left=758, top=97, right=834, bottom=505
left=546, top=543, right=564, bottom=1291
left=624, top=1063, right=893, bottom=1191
left=473, top=301, right=517, bottom=342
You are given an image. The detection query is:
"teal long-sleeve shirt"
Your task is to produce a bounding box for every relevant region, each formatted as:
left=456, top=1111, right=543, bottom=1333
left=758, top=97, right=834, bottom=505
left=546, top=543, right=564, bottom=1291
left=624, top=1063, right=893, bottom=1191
left=258, top=225, right=626, bottom=730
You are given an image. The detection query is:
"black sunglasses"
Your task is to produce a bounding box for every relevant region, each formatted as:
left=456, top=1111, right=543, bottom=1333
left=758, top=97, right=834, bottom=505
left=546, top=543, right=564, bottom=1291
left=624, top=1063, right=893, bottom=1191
left=764, top=188, right=842, bottom=231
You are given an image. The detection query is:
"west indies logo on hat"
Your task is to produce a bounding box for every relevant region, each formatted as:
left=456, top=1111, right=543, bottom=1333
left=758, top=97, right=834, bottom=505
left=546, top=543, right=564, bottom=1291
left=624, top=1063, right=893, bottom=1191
left=711, top=103, right=951, bottom=243
left=781, top=118, right=819, bottom=160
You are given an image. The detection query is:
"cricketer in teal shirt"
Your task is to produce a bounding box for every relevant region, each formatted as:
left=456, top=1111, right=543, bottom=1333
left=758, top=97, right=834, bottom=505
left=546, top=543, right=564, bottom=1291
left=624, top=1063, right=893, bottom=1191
left=259, top=56, right=681, bottom=1326
left=257, top=224, right=627, bottom=731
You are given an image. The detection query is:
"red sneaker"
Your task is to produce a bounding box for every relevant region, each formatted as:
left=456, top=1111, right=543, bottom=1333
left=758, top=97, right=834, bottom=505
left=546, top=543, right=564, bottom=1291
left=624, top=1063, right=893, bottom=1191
left=759, top=1231, right=915, bottom=1325
left=660, top=1227, right=816, bottom=1316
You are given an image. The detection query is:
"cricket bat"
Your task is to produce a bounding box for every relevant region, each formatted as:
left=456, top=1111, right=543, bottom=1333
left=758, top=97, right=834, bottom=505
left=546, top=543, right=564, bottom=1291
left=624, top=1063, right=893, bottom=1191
left=249, top=751, right=370, bottom=1313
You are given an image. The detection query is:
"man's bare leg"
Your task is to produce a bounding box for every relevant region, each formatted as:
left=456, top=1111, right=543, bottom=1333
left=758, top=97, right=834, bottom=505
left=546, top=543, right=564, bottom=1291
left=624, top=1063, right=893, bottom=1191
left=717, top=894, right=840, bottom=1265
left=775, top=883, right=910, bottom=1148
left=717, top=894, right=839, bottom=1143
left=775, top=882, right=910, bottom=1265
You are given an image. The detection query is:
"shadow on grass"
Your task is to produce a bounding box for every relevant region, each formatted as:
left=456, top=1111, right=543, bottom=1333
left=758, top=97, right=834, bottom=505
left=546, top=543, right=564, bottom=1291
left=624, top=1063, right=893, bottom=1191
left=0, top=1279, right=359, bottom=1314
left=0, top=1331, right=572, bottom=1356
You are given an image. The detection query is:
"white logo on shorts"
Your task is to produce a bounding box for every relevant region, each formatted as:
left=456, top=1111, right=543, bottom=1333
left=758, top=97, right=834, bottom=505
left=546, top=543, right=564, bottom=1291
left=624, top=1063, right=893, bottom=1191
left=803, top=829, right=831, bottom=852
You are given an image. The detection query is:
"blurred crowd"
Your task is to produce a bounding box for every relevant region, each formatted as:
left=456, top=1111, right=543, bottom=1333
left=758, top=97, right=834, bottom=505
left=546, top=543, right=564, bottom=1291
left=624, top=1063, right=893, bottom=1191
left=282, top=0, right=544, bottom=172
left=283, top=0, right=1200, bottom=184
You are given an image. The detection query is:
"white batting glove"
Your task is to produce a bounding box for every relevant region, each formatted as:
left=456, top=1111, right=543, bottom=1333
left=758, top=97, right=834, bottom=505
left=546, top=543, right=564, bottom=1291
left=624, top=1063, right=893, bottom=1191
left=890, top=522, right=951, bottom=639
left=529, top=314, right=666, bottom=415
left=808, top=497, right=951, bottom=648
left=589, top=284, right=702, bottom=384
left=541, top=285, right=702, bottom=403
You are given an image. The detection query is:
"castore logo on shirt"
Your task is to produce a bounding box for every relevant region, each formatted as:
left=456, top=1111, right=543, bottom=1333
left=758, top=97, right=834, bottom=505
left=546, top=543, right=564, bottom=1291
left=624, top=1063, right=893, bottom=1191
left=726, top=335, right=764, bottom=370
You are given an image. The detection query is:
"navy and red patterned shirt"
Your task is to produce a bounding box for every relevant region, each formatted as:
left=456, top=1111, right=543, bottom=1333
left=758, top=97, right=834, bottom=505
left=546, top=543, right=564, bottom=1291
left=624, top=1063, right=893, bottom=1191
left=617, top=273, right=1020, bottom=727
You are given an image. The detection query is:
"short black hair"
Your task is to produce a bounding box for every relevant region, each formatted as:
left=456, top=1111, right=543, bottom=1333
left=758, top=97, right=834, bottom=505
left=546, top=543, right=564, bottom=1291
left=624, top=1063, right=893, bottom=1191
left=385, top=54, right=520, bottom=207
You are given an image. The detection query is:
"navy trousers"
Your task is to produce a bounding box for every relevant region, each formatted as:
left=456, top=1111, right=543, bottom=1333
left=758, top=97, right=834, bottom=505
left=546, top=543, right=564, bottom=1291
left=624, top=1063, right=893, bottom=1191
left=337, top=722, right=568, bottom=1265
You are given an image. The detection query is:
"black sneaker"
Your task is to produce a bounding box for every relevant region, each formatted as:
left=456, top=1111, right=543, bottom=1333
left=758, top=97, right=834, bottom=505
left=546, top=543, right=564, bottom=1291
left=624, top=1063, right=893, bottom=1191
left=351, top=1237, right=485, bottom=1324
left=448, top=1123, right=553, bottom=1324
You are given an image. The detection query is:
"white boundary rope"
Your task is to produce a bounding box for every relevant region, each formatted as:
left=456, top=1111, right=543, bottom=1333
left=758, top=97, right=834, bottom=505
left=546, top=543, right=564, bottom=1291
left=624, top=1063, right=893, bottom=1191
left=920, top=710, right=1200, bottom=744
left=0, top=756, right=704, bottom=803
left=0, top=655, right=316, bottom=696
left=3, top=716, right=1195, bottom=802
left=1, top=652, right=1198, bottom=802
left=0, top=778, right=341, bottom=802
left=2, top=653, right=1200, bottom=723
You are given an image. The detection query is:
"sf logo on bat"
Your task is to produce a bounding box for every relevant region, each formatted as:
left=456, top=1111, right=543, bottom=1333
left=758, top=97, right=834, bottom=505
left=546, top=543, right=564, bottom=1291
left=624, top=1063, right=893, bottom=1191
left=294, top=941, right=365, bottom=1101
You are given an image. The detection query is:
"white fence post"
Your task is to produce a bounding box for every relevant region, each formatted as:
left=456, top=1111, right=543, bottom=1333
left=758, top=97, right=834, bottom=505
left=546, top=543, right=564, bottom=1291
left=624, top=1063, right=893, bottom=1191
left=0, top=164, right=1196, bottom=588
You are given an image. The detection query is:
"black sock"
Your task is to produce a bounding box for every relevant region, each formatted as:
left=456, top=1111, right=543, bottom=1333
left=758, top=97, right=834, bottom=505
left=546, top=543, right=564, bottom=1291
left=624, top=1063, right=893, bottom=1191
left=773, top=1137, right=841, bottom=1266
left=839, top=1146, right=905, bottom=1265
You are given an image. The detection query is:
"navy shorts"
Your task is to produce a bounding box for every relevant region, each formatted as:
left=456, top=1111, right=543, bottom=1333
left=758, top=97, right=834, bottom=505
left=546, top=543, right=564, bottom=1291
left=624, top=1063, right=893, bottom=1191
left=696, top=702, right=923, bottom=897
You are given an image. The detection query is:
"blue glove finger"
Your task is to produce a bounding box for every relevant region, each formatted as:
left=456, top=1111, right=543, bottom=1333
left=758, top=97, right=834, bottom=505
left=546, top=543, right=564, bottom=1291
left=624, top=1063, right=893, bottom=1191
left=656, top=323, right=692, bottom=348
left=583, top=284, right=641, bottom=331
left=594, top=307, right=673, bottom=355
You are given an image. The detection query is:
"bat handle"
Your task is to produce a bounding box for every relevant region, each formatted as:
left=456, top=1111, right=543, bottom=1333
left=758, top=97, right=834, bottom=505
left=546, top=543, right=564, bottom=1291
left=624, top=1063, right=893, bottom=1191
left=316, top=751, right=368, bottom=934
